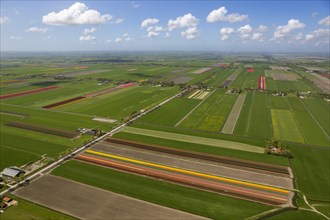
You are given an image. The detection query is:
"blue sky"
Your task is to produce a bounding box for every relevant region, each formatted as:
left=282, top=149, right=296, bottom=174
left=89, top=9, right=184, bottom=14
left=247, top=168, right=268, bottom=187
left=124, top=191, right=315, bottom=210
left=1, top=1, right=329, bottom=52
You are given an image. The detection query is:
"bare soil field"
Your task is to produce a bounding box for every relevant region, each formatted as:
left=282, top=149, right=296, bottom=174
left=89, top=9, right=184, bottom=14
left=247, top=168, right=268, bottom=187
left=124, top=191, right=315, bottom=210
left=42, top=96, right=86, bottom=109
left=0, top=86, right=60, bottom=100
left=310, top=72, right=330, bottom=93
left=14, top=175, right=205, bottom=220
left=191, top=67, right=212, bottom=74
left=6, top=121, right=78, bottom=138
left=92, top=142, right=293, bottom=189
left=222, top=94, right=246, bottom=134
left=172, top=76, right=192, bottom=84
left=272, top=73, right=299, bottom=81
left=220, top=70, right=241, bottom=87
left=77, top=153, right=291, bottom=206
left=106, top=138, right=290, bottom=176
left=269, top=66, right=291, bottom=71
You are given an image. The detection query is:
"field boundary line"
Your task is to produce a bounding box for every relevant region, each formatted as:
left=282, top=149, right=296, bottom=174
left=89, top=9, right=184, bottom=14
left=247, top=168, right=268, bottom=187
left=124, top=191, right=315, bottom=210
left=174, top=89, right=216, bottom=127
left=299, top=99, right=329, bottom=140
left=222, top=93, right=246, bottom=134
left=285, top=97, right=306, bottom=144
left=0, top=144, right=42, bottom=157
left=245, top=91, right=255, bottom=136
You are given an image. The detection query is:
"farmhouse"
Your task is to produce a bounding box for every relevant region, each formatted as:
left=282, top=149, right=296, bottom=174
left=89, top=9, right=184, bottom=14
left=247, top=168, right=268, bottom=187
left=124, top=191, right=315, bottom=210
left=0, top=168, right=25, bottom=179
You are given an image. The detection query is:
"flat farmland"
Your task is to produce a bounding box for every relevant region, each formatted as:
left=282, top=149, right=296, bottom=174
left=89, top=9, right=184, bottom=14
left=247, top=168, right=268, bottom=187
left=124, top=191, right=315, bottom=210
left=14, top=174, right=204, bottom=220
left=234, top=92, right=272, bottom=140
left=137, top=97, right=200, bottom=126
left=287, top=97, right=329, bottom=146
left=271, top=109, right=304, bottom=143
left=51, top=160, right=273, bottom=220
left=56, top=86, right=179, bottom=119
left=179, top=89, right=238, bottom=132
left=113, top=131, right=289, bottom=166
left=222, top=94, right=246, bottom=134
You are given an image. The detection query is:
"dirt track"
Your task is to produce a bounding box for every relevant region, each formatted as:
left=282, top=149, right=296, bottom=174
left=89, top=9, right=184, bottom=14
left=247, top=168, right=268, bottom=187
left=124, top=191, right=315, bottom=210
left=14, top=174, right=207, bottom=220
left=92, top=142, right=293, bottom=190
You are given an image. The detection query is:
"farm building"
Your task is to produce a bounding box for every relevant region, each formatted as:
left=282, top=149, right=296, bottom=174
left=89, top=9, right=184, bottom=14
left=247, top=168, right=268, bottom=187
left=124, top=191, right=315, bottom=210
left=0, top=168, right=25, bottom=179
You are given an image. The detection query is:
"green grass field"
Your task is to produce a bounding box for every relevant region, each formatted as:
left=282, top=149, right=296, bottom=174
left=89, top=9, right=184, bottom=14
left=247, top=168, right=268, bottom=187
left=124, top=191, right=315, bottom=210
left=1, top=195, right=76, bottom=220
left=269, top=209, right=325, bottom=220
left=136, top=97, right=200, bottom=126
left=122, top=126, right=265, bottom=153
left=179, top=89, right=238, bottom=132
left=57, top=86, right=179, bottom=120
left=271, top=109, right=304, bottom=143
left=288, top=143, right=330, bottom=201
left=52, top=160, right=272, bottom=220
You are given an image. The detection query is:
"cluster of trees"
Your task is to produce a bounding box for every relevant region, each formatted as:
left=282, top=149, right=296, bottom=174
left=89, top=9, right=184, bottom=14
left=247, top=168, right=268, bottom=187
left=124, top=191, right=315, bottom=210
left=265, top=139, right=293, bottom=158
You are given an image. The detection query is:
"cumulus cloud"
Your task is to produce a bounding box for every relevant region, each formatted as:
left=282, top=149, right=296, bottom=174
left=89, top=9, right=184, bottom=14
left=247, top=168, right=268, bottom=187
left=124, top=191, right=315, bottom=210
left=79, top=35, right=96, bottom=41
left=115, top=37, right=123, bottom=42
left=105, top=39, right=112, bottom=43
left=220, top=27, right=235, bottom=35
left=111, top=18, right=124, bottom=24
left=181, top=27, right=199, bottom=40
left=0, top=16, right=10, bottom=24
left=42, top=2, right=112, bottom=25
left=26, top=27, right=48, bottom=33
left=83, top=27, right=96, bottom=35
left=237, top=24, right=253, bottom=34
left=318, top=16, right=330, bottom=26
left=258, top=25, right=268, bottom=32
left=305, top=29, right=329, bottom=41
left=219, top=27, right=234, bottom=41
left=206, top=6, right=248, bottom=23
left=251, top=33, right=263, bottom=41
left=165, top=32, right=170, bottom=38
left=148, top=31, right=160, bottom=38
left=168, top=13, right=198, bottom=31
left=125, top=37, right=133, bottom=42
left=141, top=18, right=159, bottom=28
left=272, top=19, right=306, bottom=40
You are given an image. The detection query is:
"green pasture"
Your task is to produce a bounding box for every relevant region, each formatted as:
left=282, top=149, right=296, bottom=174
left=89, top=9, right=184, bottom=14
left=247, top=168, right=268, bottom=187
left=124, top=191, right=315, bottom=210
left=137, top=97, right=200, bottom=126
left=56, top=86, right=179, bottom=120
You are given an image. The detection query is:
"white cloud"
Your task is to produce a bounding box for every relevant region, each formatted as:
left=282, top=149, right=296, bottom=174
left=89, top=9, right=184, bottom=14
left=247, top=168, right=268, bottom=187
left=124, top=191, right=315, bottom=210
left=206, top=6, right=248, bottom=23
left=125, top=37, right=133, bottom=42
left=293, top=32, right=303, bottom=41
left=131, top=1, right=141, bottom=8
left=0, top=16, right=10, bottom=24
left=220, top=27, right=235, bottom=35
left=305, top=29, right=329, bottom=41
left=165, top=32, right=170, bottom=38
left=141, top=18, right=159, bottom=28
left=105, top=39, right=112, bottom=43
left=312, top=12, right=319, bottom=18
left=251, top=33, right=263, bottom=41
left=111, top=18, right=124, bottom=24
left=221, top=35, right=229, bottom=41
left=318, top=16, right=330, bottom=26
left=148, top=31, right=160, bottom=38
left=115, top=37, right=123, bottom=42
left=83, top=27, right=96, bottom=35
left=272, top=19, right=306, bottom=40
left=181, top=27, right=199, bottom=40
left=168, top=13, right=198, bottom=31
left=123, top=33, right=129, bottom=37
left=79, top=35, right=96, bottom=41
left=258, top=25, right=268, bottom=32
left=42, top=2, right=112, bottom=26
left=237, top=24, right=252, bottom=34
left=26, top=27, right=48, bottom=33
left=10, top=36, right=22, bottom=40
